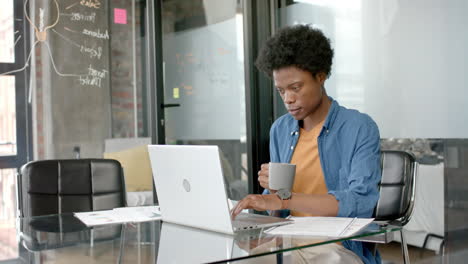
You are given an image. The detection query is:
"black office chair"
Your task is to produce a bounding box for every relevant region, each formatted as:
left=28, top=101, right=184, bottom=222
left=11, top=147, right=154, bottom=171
left=359, top=150, right=417, bottom=264
left=16, top=159, right=127, bottom=261
left=17, top=159, right=127, bottom=217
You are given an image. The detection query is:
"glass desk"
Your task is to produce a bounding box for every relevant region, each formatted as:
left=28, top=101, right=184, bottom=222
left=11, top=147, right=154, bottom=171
left=18, top=213, right=401, bottom=263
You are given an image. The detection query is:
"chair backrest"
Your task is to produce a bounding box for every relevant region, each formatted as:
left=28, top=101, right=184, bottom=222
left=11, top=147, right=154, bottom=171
left=17, top=159, right=126, bottom=217
left=374, top=150, right=417, bottom=225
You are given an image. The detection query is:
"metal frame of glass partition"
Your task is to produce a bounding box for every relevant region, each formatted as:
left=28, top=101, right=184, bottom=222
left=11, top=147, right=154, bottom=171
left=146, top=0, right=165, bottom=148
left=145, top=0, right=164, bottom=204
left=242, top=0, right=275, bottom=195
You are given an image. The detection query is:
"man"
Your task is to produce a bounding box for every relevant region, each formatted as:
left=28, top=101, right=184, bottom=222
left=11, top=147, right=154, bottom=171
left=231, top=25, right=382, bottom=264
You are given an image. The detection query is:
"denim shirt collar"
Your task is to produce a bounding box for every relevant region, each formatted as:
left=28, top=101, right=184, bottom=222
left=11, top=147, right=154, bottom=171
left=323, top=96, right=339, bottom=131
left=289, top=96, right=339, bottom=134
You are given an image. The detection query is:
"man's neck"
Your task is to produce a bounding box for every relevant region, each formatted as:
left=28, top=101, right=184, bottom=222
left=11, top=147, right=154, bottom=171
left=302, top=95, right=331, bottom=131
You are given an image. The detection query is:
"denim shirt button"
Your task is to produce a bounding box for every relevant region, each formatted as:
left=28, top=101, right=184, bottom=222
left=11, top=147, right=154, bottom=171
left=290, top=146, right=294, bottom=150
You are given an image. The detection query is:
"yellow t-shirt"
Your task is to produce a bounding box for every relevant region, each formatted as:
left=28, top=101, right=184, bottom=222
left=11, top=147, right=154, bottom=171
left=290, top=121, right=328, bottom=217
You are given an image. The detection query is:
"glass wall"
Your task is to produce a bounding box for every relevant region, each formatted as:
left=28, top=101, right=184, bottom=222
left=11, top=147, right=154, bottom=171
left=1, top=0, right=252, bottom=261
left=161, top=0, right=249, bottom=200
left=0, top=1, right=22, bottom=261
left=0, top=0, right=154, bottom=215
left=276, top=0, right=468, bottom=262
left=2, top=0, right=251, bottom=210
left=1, top=0, right=153, bottom=258
left=25, top=0, right=149, bottom=160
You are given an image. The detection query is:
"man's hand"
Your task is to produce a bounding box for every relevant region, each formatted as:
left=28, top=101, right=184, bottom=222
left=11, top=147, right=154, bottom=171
left=258, top=163, right=273, bottom=190
left=230, top=194, right=282, bottom=219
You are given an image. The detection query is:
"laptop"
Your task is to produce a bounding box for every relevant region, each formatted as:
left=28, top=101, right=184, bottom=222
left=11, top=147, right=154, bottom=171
left=147, top=144, right=291, bottom=234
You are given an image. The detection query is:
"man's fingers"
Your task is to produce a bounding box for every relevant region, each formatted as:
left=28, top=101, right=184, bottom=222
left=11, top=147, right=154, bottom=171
left=231, top=196, right=253, bottom=219
left=260, top=164, right=269, bottom=172
left=231, top=203, right=241, bottom=219
left=258, top=180, right=268, bottom=189
left=231, top=198, right=245, bottom=219
left=232, top=195, right=276, bottom=219
left=235, top=200, right=250, bottom=216
left=258, top=175, right=269, bottom=189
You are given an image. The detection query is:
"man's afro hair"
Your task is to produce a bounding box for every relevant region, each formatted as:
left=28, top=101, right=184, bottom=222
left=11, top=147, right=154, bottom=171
left=255, top=25, right=334, bottom=78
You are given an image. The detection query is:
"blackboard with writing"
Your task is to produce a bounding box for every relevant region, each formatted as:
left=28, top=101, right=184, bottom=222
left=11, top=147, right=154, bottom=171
left=39, top=0, right=112, bottom=157
left=47, top=0, right=110, bottom=88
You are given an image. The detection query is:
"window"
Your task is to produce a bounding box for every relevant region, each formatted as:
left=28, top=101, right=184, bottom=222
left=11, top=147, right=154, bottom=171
left=0, top=0, right=30, bottom=261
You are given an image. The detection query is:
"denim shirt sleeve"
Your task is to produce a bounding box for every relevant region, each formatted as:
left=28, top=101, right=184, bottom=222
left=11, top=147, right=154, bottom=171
left=269, top=120, right=281, bottom=163
left=328, top=121, right=381, bottom=218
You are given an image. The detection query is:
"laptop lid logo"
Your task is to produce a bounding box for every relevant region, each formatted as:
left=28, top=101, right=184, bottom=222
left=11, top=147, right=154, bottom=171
left=183, top=179, right=191, bottom=192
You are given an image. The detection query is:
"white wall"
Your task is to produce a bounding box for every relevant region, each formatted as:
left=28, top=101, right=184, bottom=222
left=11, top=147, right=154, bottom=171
left=283, top=0, right=468, bottom=138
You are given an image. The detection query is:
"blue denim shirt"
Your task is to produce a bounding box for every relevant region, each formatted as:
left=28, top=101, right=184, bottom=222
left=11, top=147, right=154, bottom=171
left=264, top=97, right=382, bottom=264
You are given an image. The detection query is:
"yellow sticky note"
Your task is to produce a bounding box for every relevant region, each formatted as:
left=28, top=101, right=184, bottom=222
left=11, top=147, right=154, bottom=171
left=173, top=87, right=180, bottom=99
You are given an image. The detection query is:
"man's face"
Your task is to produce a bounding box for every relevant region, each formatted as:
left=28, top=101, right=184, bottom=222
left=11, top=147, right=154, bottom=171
left=273, top=66, right=326, bottom=121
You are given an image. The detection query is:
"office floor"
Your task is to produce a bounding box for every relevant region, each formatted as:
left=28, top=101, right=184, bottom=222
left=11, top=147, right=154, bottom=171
left=379, top=242, right=441, bottom=264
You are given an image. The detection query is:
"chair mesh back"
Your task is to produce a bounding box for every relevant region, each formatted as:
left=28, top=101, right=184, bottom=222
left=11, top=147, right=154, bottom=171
left=18, top=159, right=126, bottom=217
left=374, top=150, right=416, bottom=223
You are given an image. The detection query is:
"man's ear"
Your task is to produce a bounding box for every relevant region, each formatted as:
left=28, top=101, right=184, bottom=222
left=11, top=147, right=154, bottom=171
left=316, top=72, right=327, bottom=85
left=312, top=72, right=327, bottom=83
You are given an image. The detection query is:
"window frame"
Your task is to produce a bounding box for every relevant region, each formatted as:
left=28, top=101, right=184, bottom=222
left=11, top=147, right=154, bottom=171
left=0, top=0, right=32, bottom=169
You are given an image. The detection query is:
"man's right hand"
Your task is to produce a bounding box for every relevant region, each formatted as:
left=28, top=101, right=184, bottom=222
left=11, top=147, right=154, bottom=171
left=258, top=163, right=274, bottom=191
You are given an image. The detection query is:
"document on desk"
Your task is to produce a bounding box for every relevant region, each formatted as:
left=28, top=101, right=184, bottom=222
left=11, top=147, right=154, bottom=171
left=264, top=217, right=374, bottom=238
left=74, top=206, right=161, bottom=226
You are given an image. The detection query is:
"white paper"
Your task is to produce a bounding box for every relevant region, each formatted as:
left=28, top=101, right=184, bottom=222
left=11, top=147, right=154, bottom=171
left=113, top=206, right=161, bottom=222
left=265, top=217, right=374, bottom=238
left=74, top=206, right=161, bottom=226
left=340, top=218, right=375, bottom=237
left=74, top=210, right=125, bottom=226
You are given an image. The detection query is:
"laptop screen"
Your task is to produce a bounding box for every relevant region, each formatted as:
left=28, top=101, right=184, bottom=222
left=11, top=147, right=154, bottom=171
left=148, top=145, right=235, bottom=234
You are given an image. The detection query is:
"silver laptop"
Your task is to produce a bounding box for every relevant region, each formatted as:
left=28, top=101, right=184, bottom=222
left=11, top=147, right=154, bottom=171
left=148, top=144, right=291, bottom=234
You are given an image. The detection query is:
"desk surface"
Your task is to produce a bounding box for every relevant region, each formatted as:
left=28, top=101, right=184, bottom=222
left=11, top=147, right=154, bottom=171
left=19, top=214, right=400, bottom=263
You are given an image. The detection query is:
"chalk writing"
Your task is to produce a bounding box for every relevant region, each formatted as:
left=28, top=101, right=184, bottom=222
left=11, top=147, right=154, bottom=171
left=82, top=28, right=109, bottom=39
left=39, top=8, right=45, bottom=31
left=80, top=45, right=102, bottom=59
left=64, top=27, right=77, bottom=33
left=88, top=64, right=107, bottom=78
left=52, top=29, right=80, bottom=48
left=79, top=75, right=103, bottom=87
left=80, top=0, right=101, bottom=9
left=79, top=65, right=108, bottom=87
left=66, top=2, right=79, bottom=10
left=71, top=12, right=96, bottom=22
